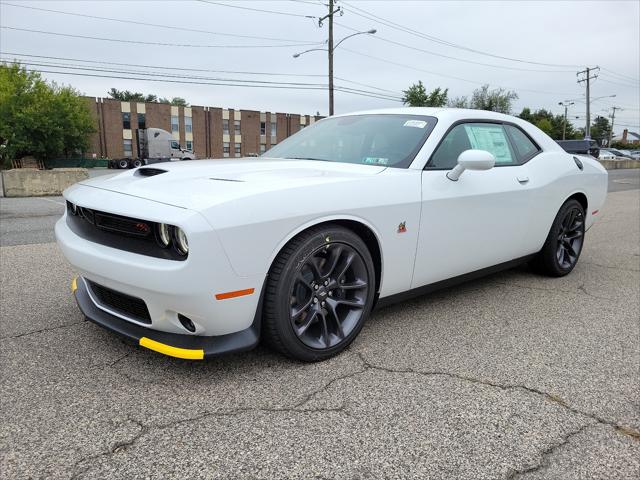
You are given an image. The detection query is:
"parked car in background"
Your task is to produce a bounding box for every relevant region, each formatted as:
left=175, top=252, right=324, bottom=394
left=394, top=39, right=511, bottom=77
left=57, top=108, right=608, bottom=362
left=598, top=149, right=617, bottom=160
left=603, top=148, right=633, bottom=159
left=617, top=149, right=640, bottom=160
left=556, top=139, right=600, bottom=158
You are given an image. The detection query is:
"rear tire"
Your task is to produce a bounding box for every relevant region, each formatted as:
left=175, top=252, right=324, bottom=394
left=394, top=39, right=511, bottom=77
left=531, top=199, right=585, bottom=277
left=263, top=224, right=375, bottom=362
left=132, top=159, right=143, bottom=168
left=118, top=159, right=129, bottom=169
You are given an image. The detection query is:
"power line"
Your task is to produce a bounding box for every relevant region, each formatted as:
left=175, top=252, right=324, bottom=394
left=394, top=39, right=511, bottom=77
left=333, top=21, right=575, bottom=74
left=0, top=26, right=322, bottom=49
left=600, top=67, right=639, bottom=83
left=339, top=0, right=582, bottom=69
left=0, top=2, right=316, bottom=43
left=13, top=65, right=400, bottom=102
left=196, top=0, right=317, bottom=19
left=597, top=77, right=640, bottom=89
left=1, top=52, right=326, bottom=77
left=340, top=47, right=581, bottom=96
left=2, top=53, right=402, bottom=97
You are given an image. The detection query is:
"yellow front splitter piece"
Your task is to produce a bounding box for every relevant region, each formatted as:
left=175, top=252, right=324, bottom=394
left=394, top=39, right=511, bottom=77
left=139, top=337, right=204, bottom=360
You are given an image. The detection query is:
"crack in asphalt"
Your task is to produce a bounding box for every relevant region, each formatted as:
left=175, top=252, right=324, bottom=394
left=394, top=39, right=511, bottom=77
left=506, top=423, right=594, bottom=479
left=69, top=351, right=639, bottom=479
left=495, top=280, right=616, bottom=302
left=580, top=261, right=640, bottom=272
left=0, top=320, right=85, bottom=340
left=354, top=353, right=640, bottom=440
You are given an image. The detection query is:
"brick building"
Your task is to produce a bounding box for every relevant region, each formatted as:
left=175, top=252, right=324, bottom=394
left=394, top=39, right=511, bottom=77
left=83, top=97, right=322, bottom=160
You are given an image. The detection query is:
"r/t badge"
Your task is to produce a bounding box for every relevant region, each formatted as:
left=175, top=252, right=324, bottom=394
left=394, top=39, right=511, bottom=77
left=397, top=222, right=407, bottom=234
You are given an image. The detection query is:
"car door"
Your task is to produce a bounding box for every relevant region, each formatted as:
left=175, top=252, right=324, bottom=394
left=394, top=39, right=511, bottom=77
left=412, top=121, right=533, bottom=288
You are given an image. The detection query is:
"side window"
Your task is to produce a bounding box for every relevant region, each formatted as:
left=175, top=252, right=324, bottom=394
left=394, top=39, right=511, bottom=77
left=505, top=125, right=540, bottom=163
left=170, top=140, right=180, bottom=150
left=428, top=122, right=516, bottom=169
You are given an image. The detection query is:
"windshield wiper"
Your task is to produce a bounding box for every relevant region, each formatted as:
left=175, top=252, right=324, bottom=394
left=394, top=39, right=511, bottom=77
left=283, top=157, right=330, bottom=162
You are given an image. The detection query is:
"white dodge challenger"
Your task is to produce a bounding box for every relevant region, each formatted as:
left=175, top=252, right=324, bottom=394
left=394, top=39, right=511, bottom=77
left=56, top=108, right=608, bottom=361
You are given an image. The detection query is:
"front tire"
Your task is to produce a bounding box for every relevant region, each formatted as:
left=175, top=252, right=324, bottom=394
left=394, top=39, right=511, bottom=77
left=531, top=199, right=585, bottom=277
left=263, top=225, right=375, bottom=362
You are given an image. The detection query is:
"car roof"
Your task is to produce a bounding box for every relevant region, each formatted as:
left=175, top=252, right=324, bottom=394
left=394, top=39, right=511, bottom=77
left=334, top=107, right=518, bottom=122
left=330, top=107, right=564, bottom=153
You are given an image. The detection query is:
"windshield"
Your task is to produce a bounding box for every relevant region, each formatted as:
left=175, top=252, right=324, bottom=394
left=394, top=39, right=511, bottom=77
left=264, top=114, right=437, bottom=168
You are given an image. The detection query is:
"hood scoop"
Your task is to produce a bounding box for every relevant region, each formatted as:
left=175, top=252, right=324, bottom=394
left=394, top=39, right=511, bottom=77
left=136, top=168, right=168, bottom=177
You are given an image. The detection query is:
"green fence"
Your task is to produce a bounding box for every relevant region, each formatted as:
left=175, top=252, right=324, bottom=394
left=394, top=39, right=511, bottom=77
left=44, top=158, right=109, bottom=169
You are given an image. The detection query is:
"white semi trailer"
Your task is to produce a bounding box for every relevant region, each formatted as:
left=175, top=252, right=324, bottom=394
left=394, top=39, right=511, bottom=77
left=109, top=128, right=196, bottom=169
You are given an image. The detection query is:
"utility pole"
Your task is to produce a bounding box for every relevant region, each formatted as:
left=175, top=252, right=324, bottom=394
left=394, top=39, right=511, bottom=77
left=577, top=66, right=600, bottom=139
left=608, top=106, right=622, bottom=147
left=558, top=100, right=575, bottom=140
left=318, top=0, right=342, bottom=116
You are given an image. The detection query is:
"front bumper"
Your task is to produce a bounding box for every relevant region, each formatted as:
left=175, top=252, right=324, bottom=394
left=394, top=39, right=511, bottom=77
left=73, top=276, right=260, bottom=359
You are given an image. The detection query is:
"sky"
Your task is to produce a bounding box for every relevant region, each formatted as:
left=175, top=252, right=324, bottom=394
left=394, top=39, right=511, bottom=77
left=1, top=0, right=639, bottom=135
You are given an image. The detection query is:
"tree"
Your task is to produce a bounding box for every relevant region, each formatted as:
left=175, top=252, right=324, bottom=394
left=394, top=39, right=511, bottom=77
left=469, top=84, right=518, bottom=114
left=590, top=116, right=611, bottom=145
left=159, top=96, right=189, bottom=106
left=517, top=107, right=580, bottom=140
left=107, top=88, right=157, bottom=102
left=447, top=96, right=469, bottom=108
left=402, top=81, right=448, bottom=107
left=0, top=63, right=95, bottom=166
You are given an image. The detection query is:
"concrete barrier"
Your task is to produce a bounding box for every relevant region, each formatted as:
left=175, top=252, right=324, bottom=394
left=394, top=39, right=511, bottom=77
left=1, top=168, right=89, bottom=197
left=599, top=159, right=640, bottom=170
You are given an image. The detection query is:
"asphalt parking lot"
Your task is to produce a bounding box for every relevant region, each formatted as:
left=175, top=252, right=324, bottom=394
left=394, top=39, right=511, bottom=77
left=0, top=170, right=639, bottom=479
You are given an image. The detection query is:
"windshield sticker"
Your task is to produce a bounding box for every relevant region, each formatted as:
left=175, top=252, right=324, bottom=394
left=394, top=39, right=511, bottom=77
left=403, top=120, right=427, bottom=128
left=463, top=125, right=513, bottom=164
left=363, top=157, right=389, bottom=165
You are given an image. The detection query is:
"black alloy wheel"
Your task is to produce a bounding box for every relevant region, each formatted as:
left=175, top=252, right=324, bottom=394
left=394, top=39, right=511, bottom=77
left=531, top=199, right=585, bottom=277
left=263, top=225, right=375, bottom=362
left=556, top=205, right=584, bottom=270
left=289, top=242, right=369, bottom=349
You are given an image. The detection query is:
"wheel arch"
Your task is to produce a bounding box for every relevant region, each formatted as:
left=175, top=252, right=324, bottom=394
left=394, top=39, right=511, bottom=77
left=265, top=216, right=384, bottom=297
left=565, top=191, right=588, bottom=212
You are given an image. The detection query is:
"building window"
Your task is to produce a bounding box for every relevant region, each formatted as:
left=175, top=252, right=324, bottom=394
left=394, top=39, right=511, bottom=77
left=185, top=140, right=193, bottom=150
left=137, top=113, right=146, bottom=129
left=234, top=120, right=241, bottom=135
left=260, top=121, right=266, bottom=135
left=123, top=139, right=132, bottom=157
left=171, top=115, right=179, bottom=132
left=271, top=121, right=277, bottom=138
left=122, top=112, right=131, bottom=129
left=234, top=143, right=241, bottom=157
left=260, top=144, right=266, bottom=154
left=223, top=142, right=230, bottom=157
left=185, top=116, right=192, bottom=133
left=223, top=119, right=229, bottom=134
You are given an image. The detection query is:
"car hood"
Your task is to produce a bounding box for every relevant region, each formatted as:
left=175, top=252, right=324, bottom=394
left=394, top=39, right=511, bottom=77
left=78, top=158, right=387, bottom=210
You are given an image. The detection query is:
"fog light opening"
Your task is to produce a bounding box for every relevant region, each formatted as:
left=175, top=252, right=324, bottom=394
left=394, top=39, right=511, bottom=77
left=178, top=314, right=196, bottom=333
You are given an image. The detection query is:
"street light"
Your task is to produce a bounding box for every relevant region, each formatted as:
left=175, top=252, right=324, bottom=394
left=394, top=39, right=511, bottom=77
left=558, top=101, right=575, bottom=140
left=293, top=29, right=376, bottom=116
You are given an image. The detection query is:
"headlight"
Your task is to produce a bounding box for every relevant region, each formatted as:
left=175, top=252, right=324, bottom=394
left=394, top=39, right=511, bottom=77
left=157, top=223, right=171, bottom=247
left=174, top=227, right=189, bottom=255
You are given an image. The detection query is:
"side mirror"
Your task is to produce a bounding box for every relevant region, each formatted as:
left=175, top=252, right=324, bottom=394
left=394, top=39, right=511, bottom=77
left=446, top=149, right=496, bottom=181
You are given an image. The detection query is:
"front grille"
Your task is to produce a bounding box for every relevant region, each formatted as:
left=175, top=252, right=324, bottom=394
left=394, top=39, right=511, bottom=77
left=87, top=280, right=152, bottom=324
left=66, top=205, right=186, bottom=261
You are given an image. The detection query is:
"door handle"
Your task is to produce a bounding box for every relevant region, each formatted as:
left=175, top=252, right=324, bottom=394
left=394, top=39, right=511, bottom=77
left=517, top=176, right=529, bottom=184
